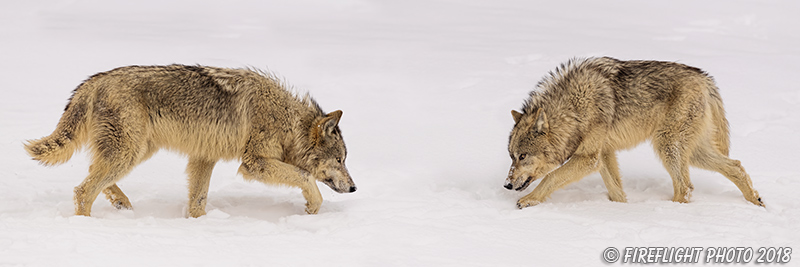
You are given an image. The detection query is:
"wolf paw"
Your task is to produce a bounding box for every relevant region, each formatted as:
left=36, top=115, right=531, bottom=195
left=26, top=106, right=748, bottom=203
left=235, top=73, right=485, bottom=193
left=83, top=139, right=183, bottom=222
left=103, top=189, right=132, bottom=210
left=112, top=200, right=133, bottom=210
left=305, top=202, right=320, bottom=215
left=748, top=191, right=765, bottom=207
left=671, top=193, right=691, bottom=204
left=608, top=192, right=627, bottom=203
left=188, top=208, right=206, bottom=218
left=754, top=198, right=765, bottom=207
left=516, top=198, right=541, bottom=209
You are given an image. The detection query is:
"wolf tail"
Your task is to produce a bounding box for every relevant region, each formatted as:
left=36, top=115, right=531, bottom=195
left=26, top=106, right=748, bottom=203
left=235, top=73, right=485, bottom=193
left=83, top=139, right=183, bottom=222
left=708, top=84, right=731, bottom=156
left=24, top=84, right=91, bottom=166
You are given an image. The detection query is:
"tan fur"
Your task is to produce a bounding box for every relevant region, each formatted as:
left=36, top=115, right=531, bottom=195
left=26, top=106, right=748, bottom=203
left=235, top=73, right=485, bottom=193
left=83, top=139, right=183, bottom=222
left=505, top=57, right=763, bottom=208
left=25, top=65, right=356, bottom=217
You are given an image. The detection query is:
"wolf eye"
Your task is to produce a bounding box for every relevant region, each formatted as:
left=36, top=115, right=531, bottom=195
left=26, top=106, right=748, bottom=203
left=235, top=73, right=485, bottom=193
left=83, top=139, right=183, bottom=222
left=518, top=154, right=527, bottom=161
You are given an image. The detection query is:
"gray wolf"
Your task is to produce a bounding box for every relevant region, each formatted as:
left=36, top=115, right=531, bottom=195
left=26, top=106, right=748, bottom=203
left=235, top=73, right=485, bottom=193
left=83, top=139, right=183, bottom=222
left=505, top=57, right=763, bottom=208
left=25, top=64, right=356, bottom=217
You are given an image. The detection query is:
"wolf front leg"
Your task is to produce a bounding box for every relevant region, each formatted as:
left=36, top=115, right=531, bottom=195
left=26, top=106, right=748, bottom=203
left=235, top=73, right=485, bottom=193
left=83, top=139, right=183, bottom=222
left=599, top=150, right=627, bottom=203
left=238, top=157, right=323, bottom=214
left=186, top=157, right=218, bottom=218
left=517, top=153, right=601, bottom=209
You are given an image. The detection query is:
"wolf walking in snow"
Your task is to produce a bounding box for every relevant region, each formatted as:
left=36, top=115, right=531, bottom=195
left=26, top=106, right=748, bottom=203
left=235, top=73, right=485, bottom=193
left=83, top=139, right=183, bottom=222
left=505, top=57, right=763, bottom=208
left=25, top=64, right=356, bottom=217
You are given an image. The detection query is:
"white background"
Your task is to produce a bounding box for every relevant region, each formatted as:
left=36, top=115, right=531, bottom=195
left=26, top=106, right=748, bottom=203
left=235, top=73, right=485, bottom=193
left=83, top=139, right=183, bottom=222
left=1, top=0, right=798, bottom=266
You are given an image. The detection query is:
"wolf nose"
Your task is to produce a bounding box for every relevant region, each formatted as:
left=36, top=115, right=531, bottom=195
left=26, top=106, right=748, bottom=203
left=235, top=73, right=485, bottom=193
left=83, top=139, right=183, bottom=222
left=348, top=186, right=357, bottom=193
left=504, top=183, right=513, bottom=190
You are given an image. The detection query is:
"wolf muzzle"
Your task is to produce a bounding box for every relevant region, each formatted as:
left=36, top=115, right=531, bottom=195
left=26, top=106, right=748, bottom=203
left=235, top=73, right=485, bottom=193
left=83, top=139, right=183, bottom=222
left=323, top=178, right=357, bottom=193
left=516, top=177, right=533, bottom=191
left=504, top=176, right=533, bottom=191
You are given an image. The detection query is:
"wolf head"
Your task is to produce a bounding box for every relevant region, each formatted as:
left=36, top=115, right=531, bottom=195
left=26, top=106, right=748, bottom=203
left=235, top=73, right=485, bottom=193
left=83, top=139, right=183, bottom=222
left=504, top=109, right=563, bottom=191
left=307, top=110, right=357, bottom=193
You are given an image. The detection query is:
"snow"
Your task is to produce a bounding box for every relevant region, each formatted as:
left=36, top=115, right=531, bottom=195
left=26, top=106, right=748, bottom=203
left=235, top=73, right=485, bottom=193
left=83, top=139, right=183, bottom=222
left=1, top=0, right=799, bottom=266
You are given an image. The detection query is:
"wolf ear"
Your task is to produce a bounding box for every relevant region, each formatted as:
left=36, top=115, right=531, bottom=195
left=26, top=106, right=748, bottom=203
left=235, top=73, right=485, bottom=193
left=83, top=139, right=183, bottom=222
left=534, top=109, right=549, bottom=133
left=511, top=110, right=523, bottom=124
left=320, top=110, right=343, bottom=135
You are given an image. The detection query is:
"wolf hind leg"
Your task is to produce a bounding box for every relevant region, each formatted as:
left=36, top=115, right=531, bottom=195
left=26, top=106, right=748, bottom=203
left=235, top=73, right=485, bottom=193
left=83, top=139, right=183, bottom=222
left=99, top=145, right=156, bottom=210
left=690, top=141, right=763, bottom=206
left=652, top=94, right=709, bottom=204
left=653, top=132, right=695, bottom=204
left=186, top=157, right=217, bottom=218
left=75, top=105, right=150, bottom=216
left=75, top=155, right=140, bottom=216
left=599, top=150, right=627, bottom=202
left=75, top=137, right=146, bottom=215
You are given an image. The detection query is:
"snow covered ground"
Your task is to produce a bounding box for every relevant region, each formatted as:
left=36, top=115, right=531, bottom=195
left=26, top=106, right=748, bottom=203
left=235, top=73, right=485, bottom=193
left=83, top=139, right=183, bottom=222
left=1, top=0, right=799, bottom=266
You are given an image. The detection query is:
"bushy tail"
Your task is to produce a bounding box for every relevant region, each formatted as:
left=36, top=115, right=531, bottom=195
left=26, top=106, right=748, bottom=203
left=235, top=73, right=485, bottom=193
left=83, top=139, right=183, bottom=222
left=708, top=85, right=730, bottom=156
left=24, top=88, right=90, bottom=166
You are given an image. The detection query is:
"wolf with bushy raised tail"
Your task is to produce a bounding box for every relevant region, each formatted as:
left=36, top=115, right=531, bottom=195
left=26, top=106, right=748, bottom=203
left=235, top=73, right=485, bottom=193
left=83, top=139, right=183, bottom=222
left=505, top=57, right=763, bottom=208
left=25, top=64, right=356, bottom=217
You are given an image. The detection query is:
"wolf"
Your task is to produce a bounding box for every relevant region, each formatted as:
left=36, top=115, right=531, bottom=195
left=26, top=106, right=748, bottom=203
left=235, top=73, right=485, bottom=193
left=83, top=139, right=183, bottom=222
left=505, top=57, right=763, bottom=209
left=25, top=64, right=356, bottom=217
